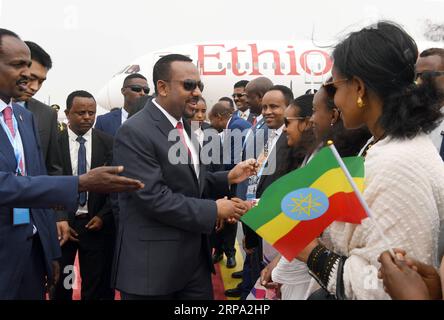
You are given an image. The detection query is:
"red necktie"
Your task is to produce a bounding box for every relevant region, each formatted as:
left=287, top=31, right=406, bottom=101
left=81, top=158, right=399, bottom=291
left=252, top=117, right=257, bottom=126
left=176, top=122, right=192, bottom=159
left=2, top=106, right=25, bottom=174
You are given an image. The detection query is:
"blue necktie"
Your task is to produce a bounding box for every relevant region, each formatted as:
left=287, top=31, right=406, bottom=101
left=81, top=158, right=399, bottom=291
left=439, top=131, right=444, bottom=161
left=76, top=135, right=87, bottom=206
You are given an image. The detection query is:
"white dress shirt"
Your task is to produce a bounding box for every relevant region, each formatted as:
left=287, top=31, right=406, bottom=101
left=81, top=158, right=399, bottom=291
left=238, top=108, right=250, bottom=121
left=152, top=99, right=200, bottom=177
left=121, top=107, right=129, bottom=124
left=68, top=127, right=92, bottom=214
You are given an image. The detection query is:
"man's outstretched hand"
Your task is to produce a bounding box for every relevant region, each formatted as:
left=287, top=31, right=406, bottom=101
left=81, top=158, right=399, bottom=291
left=78, top=166, right=144, bottom=193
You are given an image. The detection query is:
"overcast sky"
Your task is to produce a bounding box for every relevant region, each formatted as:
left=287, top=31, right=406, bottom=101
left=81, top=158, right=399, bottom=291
left=1, top=0, right=444, bottom=110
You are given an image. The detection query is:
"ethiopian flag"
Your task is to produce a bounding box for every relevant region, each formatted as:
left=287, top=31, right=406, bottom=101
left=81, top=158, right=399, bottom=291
left=241, top=146, right=368, bottom=261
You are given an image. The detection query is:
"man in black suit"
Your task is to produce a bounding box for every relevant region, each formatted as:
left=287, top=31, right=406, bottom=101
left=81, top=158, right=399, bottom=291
left=112, top=54, right=256, bottom=300
left=53, top=90, right=115, bottom=300
left=241, top=85, right=294, bottom=299
left=15, top=41, right=62, bottom=176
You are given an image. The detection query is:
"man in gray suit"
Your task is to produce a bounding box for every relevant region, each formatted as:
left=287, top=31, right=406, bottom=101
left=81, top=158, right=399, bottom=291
left=112, top=54, right=255, bottom=300
left=15, top=41, right=62, bottom=176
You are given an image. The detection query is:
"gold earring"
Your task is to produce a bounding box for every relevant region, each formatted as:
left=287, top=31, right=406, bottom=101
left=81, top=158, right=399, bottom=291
left=357, top=97, right=364, bottom=108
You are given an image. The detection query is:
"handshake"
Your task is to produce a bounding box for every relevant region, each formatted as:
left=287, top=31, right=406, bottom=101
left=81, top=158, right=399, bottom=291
left=216, top=197, right=252, bottom=224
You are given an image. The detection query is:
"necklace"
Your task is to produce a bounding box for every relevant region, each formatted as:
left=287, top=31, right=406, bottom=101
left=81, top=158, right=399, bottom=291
left=361, top=134, right=386, bottom=158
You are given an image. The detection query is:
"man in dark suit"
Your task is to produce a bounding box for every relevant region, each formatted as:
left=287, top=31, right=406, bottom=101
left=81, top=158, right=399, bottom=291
left=208, top=102, right=252, bottom=268
left=95, top=73, right=150, bottom=137
left=14, top=41, right=62, bottom=177
left=112, top=54, right=255, bottom=300
left=225, top=76, right=274, bottom=298
left=233, top=80, right=257, bottom=124
left=241, top=85, right=294, bottom=299
left=53, top=90, right=115, bottom=300
left=0, top=29, right=144, bottom=299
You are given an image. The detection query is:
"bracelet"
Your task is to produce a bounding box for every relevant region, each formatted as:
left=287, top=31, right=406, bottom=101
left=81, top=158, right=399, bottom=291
left=307, top=244, right=344, bottom=289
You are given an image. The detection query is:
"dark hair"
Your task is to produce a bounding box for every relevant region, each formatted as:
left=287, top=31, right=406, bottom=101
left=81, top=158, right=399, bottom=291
left=234, top=80, right=249, bottom=89
left=317, top=84, right=372, bottom=156
left=420, top=48, right=444, bottom=59
left=333, top=21, right=443, bottom=138
left=198, top=96, right=207, bottom=105
left=66, top=90, right=95, bottom=111
left=123, top=73, right=147, bottom=86
left=152, top=54, right=192, bottom=94
left=267, top=85, right=294, bottom=106
left=219, top=96, right=234, bottom=109
left=291, top=94, right=314, bottom=117
left=25, top=41, right=52, bottom=70
left=0, top=29, right=20, bottom=52
left=276, top=93, right=316, bottom=176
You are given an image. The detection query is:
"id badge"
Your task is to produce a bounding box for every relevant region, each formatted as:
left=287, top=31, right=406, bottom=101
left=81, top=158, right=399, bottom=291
left=246, top=184, right=257, bottom=201
left=13, top=208, right=30, bottom=226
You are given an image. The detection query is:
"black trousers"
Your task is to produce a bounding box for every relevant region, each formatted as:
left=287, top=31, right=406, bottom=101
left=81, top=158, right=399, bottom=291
left=120, top=250, right=213, bottom=300
left=53, top=215, right=106, bottom=300
left=16, top=234, right=46, bottom=300
left=212, top=221, right=237, bottom=257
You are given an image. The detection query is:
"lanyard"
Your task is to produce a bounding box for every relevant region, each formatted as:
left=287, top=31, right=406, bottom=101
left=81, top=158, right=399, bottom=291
left=0, top=111, right=24, bottom=175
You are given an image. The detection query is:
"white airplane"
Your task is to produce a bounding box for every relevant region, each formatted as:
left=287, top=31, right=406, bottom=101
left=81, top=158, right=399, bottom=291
left=96, top=40, right=443, bottom=111
left=96, top=41, right=334, bottom=111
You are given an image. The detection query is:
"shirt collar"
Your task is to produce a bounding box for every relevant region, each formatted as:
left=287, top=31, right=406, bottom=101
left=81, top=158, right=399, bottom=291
left=121, top=107, right=129, bottom=122
left=0, top=99, right=12, bottom=113
left=152, top=98, right=183, bottom=128
left=68, top=126, right=92, bottom=142
left=275, top=124, right=284, bottom=137
left=15, top=101, right=26, bottom=108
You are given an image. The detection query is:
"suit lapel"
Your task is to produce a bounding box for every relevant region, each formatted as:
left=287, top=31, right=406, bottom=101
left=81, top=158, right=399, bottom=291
left=59, top=130, right=73, bottom=175
left=113, top=109, right=122, bottom=133
left=14, top=106, right=35, bottom=174
left=91, top=130, right=104, bottom=169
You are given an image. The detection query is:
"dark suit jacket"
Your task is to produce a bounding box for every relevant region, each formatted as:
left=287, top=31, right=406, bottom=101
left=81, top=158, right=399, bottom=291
left=244, top=133, right=290, bottom=249
left=112, top=99, right=230, bottom=296
left=224, top=115, right=252, bottom=170
left=26, top=98, right=63, bottom=176
left=57, top=129, right=114, bottom=227
left=95, top=108, right=122, bottom=137
left=0, top=104, right=79, bottom=299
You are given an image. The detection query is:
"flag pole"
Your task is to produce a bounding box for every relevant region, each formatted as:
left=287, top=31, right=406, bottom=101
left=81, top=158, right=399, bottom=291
left=327, top=141, right=396, bottom=257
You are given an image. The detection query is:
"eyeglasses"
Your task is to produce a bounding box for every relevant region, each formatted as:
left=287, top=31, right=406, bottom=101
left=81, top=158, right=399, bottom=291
left=414, top=70, right=444, bottom=81
left=232, top=93, right=246, bottom=99
left=322, top=78, right=348, bottom=98
left=165, top=79, right=204, bottom=92
left=284, top=117, right=307, bottom=127
left=125, top=85, right=150, bottom=94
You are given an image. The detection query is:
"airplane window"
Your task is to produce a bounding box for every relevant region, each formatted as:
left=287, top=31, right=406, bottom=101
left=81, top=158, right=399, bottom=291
left=245, top=62, right=250, bottom=69
left=263, top=63, right=267, bottom=70
left=237, top=63, right=241, bottom=69
left=272, top=63, right=276, bottom=70
left=227, top=62, right=232, bottom=70
left=218, top=62, right=223, bottom=70
left=281, top=62, right=285, bottom=70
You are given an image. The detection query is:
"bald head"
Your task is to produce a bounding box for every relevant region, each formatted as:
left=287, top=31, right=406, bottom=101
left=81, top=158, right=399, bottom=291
left=209, top=102, right=233, bottom=118
left=245, top=77, right=273, bottom=114
left=208, top=102, right=233, bottom=132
